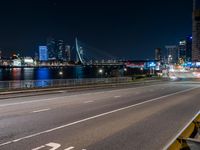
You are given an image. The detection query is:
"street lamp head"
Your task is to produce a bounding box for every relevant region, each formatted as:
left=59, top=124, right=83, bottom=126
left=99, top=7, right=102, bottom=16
left=124, top=68, right=127, bottom=72
left=99, top=69, right=103, bottom=74
left=59, top=71, right=63, bottom=75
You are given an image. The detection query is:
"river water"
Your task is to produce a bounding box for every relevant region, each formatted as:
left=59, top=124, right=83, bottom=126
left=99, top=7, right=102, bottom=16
left=0, top=66, right=124, bottom=81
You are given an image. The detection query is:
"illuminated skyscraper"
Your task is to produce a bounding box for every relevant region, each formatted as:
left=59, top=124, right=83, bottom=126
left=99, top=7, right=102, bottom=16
left=178, top=40, right=187, bottom=61
left=47, top=38, right=56, bottom=60
left=177, top=36, right=192, bottom=62
left=65, top=45, right=71, bottom=62
left=192, top=0, right=200, bottom=61
left=186, top=35, right=192, bottom=61
left=155, top=48, right=162, bottom=61
left=39, top=46, right=48, bottom=61
left=46, top=38, right=65, bottom=61
left=165, top=45, right=178, bottom=64
left=57, top=40, right=65, bottom=60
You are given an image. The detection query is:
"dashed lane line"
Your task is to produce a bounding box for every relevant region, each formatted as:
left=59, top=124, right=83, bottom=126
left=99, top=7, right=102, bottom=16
left=0, top=86, right=198, bottom=147
left=32, top=108, right=50, bottom=113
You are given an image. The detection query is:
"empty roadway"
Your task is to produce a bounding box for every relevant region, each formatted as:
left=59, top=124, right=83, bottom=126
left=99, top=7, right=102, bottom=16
left=0, top=81, right=199, bottom=150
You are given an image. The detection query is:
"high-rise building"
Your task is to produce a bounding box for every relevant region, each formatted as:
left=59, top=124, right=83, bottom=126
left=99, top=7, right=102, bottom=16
left=178, top=36, right=192, bottom=62
left=47, top=38, right=66, bottom=61
left=47, top=38, right=56, bottom=60
left=34, top=51, right=39, bottom=61
left=165, top=45, right=178, bottom=64
left=64, top=45, right=71, bottom=62
left=39, top=46, right=48, bottom=61
left=178, top=40, right=187, bottom=61
left=192, top=0, right=200, bottom=61
left=57, top=40, right=65, bottom=60
left=155, top=48, right=162, bottom=61
left=186, top=35, right=192, bottom=61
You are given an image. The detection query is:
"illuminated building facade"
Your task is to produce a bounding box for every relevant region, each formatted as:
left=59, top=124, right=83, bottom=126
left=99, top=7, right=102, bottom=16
left=155, top=48, right=162, bottom=61
left=39, top=46, right=48, bottom=61
left=165, top=45, right=178, bottom=64
left=192, top=0, right=200, bottom=61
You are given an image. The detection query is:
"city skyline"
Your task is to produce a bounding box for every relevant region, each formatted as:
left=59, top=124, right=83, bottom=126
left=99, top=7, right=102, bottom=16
left=0, top=0, right=193, bottom=59
left=1, top=2, right=200, bottom=150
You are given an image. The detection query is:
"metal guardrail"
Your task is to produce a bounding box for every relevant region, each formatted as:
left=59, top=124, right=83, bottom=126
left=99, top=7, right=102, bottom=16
left=0, top=77, right=132, bottom=90
left=166, top=112, right=200, bottom=150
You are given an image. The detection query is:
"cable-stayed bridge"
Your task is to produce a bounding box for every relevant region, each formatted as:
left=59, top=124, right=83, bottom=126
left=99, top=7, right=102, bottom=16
left=74, top=38, right=123, bottom=66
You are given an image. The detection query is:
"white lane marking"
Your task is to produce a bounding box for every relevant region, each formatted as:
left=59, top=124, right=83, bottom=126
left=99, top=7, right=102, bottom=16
left=114, top=96, right=121, bottom=98
left=32, top=142, right=61, bottom=150
left=84, top=101, right=94, bottom=104
left=162, top=110, right=200, bottom=150
left=0, top=84, right=167, bottom=107
left=32, top=145, right=46, bottom=150
left=64, top=147, right=74, bottom=150
left=0, top=141, right=12, bottom=146
left=32, top=108, right=50, bottom=113
left=0, top=86, right=198, bottom=147
left=46, top=142, right=61, bottom=150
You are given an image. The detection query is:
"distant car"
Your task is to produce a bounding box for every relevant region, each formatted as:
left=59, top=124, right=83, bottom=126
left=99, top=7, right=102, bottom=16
left=192, top=72, right=200, bottom=78
left=169, top=75, right=178, bottom=80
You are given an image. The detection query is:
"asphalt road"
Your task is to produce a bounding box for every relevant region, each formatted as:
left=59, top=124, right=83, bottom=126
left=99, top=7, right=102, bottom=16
left=0, top=81, right=200, bottom=150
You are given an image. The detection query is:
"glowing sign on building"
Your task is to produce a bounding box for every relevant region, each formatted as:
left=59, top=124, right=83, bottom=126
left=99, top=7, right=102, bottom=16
left=196, top=62, right=200, bottom=67
left=125, top=62, right=145, bottom=68
left=39, top=46, right=48, bottom=61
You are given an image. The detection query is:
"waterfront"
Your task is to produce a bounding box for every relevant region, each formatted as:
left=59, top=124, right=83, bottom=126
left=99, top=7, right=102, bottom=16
left=0, top=66, right=124, bottom=81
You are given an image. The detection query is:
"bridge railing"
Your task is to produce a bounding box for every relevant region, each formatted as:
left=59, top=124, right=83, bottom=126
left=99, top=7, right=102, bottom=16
left=0, top=77, right=132, bottom=90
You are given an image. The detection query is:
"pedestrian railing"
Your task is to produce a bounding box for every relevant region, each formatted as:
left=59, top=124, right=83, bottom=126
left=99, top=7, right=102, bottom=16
left=0, top=77, right=132, bottom=90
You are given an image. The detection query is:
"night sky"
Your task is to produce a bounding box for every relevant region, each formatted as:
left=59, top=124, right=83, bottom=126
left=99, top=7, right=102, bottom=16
left=0, top=0, right=193, bottom=59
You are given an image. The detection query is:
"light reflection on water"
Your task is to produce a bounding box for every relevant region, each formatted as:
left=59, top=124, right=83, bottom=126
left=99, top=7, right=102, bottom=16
left=74, top=66, right=83, bottom=79
left=36, top=68, right=51, bottom=87
left=23, top=68, right=34, bottom=80
left=37, top=68, right=50, bottom=80
left=12, top=68, right=22, bottom=80
left=0, top=66, right=106, bottom=81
